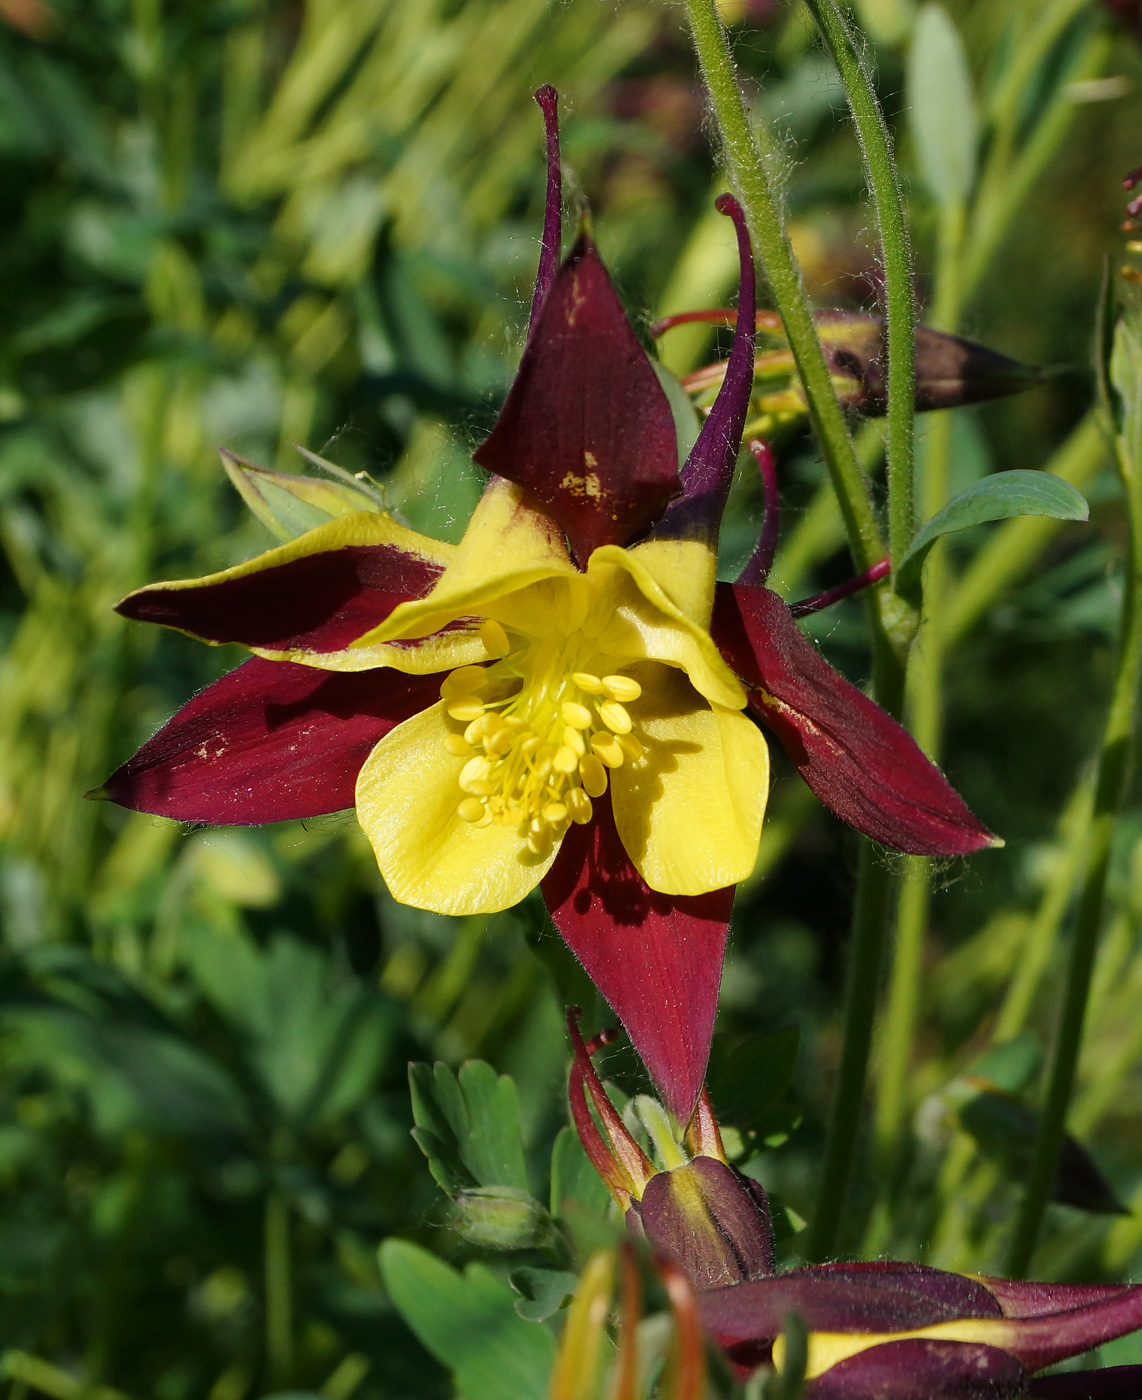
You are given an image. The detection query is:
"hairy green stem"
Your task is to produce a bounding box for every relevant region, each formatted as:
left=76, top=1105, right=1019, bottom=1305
left=681, top=0, right=883, bottom=574
left=767, top=0, right=918, bottom=1262
left=803, top=0, right=915, bottom=586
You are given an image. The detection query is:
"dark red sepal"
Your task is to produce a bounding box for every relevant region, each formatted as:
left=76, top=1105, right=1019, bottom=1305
left=711, top=584, right=997, bottom=857
left=98, top=657, right=440, bottom=824
left=473, top=234, right=679, bottom=565
left=699, top=1261, right=1002, bottom=1361
left=805, top=1340, right=1026, bottom=1400
left=116, top=543, right=442, bottom=652
left=541, top=792, right=732, bottom=1124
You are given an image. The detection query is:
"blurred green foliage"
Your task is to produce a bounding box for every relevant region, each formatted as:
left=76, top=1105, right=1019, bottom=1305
left=5, top=0, right=1142, bottom=1396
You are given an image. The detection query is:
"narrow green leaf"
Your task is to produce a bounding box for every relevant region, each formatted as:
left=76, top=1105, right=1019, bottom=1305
left=907, top=4, right=977, bottom=207
left=897, top=470, right=1089, bottom=598
left=379, top=1241, right=556, bottom=1400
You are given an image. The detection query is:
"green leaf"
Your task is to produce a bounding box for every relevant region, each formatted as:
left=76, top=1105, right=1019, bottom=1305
left=222, top=448, right=384, bottom=542
left=379, top=1241, right=556, bottom=1400
left=897, top=470, right=1089, bottom=598
left=408, top=1060, right=530, bottom=1196
left=509, top=1266, right=578, bottom=1322
left=907, top=4, right=977, bottom=207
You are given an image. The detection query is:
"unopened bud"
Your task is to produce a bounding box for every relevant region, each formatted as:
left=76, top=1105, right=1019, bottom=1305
left=451, top=1186, right=554, bottom=1251
left=632, top=1156, right=775, bottom=1290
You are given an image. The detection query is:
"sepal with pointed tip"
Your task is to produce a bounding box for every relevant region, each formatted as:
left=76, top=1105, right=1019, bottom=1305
left=474, top=232, right=681, bottom=565
left=711, top=583, right=998, bottom=857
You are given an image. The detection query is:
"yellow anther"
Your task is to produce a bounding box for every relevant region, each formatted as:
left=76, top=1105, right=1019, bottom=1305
left=485, top=726, right=515, bottom=757
left=566, top=788, right=594, bottom=824
left=617, top=733, right=643, bottom=762
left=572, top=672, right=604, bottom=693
left=441, top=665, right=487, bottom=697
left=561, top=700, right=592, bottom=729
left=521, top=735, right=542, bottom=756
left=601, top=674, right=641, bottom=702
left=579, top=754, right=609, bottom=797
left=527, top=829, right=552, bottom=856
left=542, top=802, right=568, bottom=824
left=480, top=618, right=511, bottom=657
left=444, top=733, right=472, bottom=757
left=457, top=798, right=486, bottom=823
left=592, top=733, right=625, bottom=769
left=459, top=755, right=493, bottom=790
left=563, top=725, right=586, bottom=758
left=597, top=700, right=632, bottom=735
left=535, top=747, right=556, bottom=778
left=464, top=715, right=492, bottom=745
left=553, top=746, right=579, bottom=774
left=447, top=700, right=486, bottom=723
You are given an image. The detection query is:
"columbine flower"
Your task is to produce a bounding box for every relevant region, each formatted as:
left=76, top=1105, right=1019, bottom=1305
left=568, top=1024, right=1142, bottom=1400
left=96, top=87, right=994, bottom=1123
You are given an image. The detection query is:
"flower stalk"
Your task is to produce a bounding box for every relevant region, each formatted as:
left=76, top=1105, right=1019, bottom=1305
left=679, top=0, right=884, bottom=579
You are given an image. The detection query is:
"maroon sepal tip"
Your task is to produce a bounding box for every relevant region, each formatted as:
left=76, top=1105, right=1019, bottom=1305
left=542, top=791, right=732, bottom=1124
left=711, top=584, right=997, bottom=856
left=474, top=233, right=680, bottom=565
left=100, top=657, right=440, bottom=825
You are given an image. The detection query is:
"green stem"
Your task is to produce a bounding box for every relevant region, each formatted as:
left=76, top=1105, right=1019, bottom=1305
left=681, top=0, right=883, bottom=574
left=1005, top=346, right=1142, bottom=1278
left=804, top=847, right=895, bottom=1262
left=803, top=0, right=915, bottom=585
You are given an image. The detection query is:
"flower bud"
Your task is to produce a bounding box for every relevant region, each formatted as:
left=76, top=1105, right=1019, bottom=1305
left=450, top=1186, right=553, bottom=1251
left=632, top=1155, right=775, bottom=1290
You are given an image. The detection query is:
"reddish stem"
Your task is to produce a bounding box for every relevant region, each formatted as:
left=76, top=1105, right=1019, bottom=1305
left=736, top=440, right=779, bottom=586
left=789, top=556, right=891, bottom=618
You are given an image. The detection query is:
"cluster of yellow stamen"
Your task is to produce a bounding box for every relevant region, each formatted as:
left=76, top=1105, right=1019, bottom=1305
left=439, top=619, right=645, bottom=855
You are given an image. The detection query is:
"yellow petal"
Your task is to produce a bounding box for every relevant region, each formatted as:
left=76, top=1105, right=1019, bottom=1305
left=350, top=478, right=583, bottom=649
left=354, top=702, right=559, bottom=915
left=581, top=549, right=746, bottom=711
left=626, top=536, right=717, bottom=629
left=610, top=663, right=769, bottom=896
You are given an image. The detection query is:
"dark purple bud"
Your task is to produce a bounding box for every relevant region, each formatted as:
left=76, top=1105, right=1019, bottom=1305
left=474, top=233, right=679, bottom=565
left=815, top=313, right=1040, bottom=413
left=634, top=1156, right=775, bottom=1291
